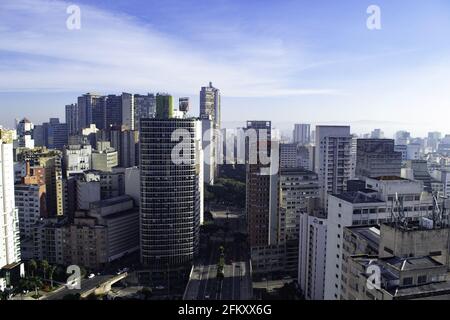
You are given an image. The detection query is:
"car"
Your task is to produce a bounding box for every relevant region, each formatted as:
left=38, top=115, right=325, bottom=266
left=205, top=295, right=210, bottom=300
left=155, top=286, right=165, bottom=290
left=88, top=273, right=95, bottom=279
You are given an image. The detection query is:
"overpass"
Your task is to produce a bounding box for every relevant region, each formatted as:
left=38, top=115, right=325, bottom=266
left=43, top=273, right=128, bottom=300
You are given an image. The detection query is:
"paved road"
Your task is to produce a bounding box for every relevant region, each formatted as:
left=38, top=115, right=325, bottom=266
left=183, top=228, right=252, bottom=300
left=43, top=274, right=119, bottom=300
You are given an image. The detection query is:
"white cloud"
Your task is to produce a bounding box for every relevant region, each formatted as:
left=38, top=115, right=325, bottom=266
left=0, top=0, right=338, bottom=97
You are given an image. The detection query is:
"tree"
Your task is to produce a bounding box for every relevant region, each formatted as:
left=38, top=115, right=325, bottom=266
left=30, top=276, right=43, bottom=298
left=0, top=290, right=9, bottom=300
left=28, top=259, right=37, bottom=277
left=16, top=278, right=31, bottom=297
left=40, top=260, right=49, bottom=279
left=48, top=265, right=57, bottom=288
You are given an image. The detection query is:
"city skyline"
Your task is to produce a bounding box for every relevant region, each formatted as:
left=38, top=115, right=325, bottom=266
left=1, top=0, right=450, bottom=136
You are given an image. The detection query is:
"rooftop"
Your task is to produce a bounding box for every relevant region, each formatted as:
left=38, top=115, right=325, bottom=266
left=384, top=256, right=443, bottom=271
left=371, top=176, right=408, bottom=181
left=333, top=191, right=383, bottom=204
left=347, top=225, right=380, bottom=249
left=279, top=167, right=317, bottom=176
left=90, top=195, right=133, bottom=209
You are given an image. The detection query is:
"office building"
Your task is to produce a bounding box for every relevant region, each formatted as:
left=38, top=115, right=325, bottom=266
left=15, top=118, right=35, bottom=149
left=293, top=124, right=311, bottom=145
left=298, top=198, right=327, bottom=300
left=155, top=93, right=174, bottom=119
left=110, top=126, right=139, bottom=168
left=324, top=176, right=440, bottom=300
left=77, top=93, right=103, bottom=130
left=14, top=163, right=48, bottom=240
left=280, top=143, right=310, bottom=169
left=245, top=121, right=281, bottom=274
left=395, top=131, right=410, bottom=146
left=370, top=129, right=384, bottom=139
left=356, top=139, right=402, bottom=178
left=427, top=132, right=442, bottom=152
left=278, top=168, right=319, bottom=277
left=200, top=82, right=221, bottom=129
left=46, top=118, right=68, bottom=150
left=139, top=117, right=203, bottom=272
left=407, top=143, right=421, bottom=160
left=201, top=115, right=216, bottom=185
left=17, top=148, right=65, bottom=217
left=0, top=130, right=21, bottom=291
left=31, top=195, right=139, bottom=270
left=402, top=160, right=444, bottom=195
left=314, top=126, right=353, bottom=208
left=134, top=94, right=156, bottom=131
left=342, top=220, right=450, bottom=300
left=200, top=83, right=221, bottom=185
left=91, top=141, right=118, bottom=172
left=64, top=143, right=92, bottom=175
left=65, top=103, right=79, bottom=136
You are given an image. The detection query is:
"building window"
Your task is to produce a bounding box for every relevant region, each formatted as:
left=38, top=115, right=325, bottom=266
left=418, top=275, right=427, bottom=284
left=402, top=277, right=413, bottom=286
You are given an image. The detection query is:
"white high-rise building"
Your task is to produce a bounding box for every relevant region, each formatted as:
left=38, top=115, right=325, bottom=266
left=122, top=92, right=135, bottom=131
left=0, top=130, right=21, bottom=291
left=15, top=118, right=35, bottom=149
left=293, top=124, right=311, bottom=145
left=324, top=176, right=437, bottom=300
left=64, top=143, right=92, bottom=175
left=314, top=126, right=353, bottom=208
left=201, top=115, right=216, bottom=185
left=298, top=204, right=327, bottom=300
left=200, top=83, right=221, bottom=185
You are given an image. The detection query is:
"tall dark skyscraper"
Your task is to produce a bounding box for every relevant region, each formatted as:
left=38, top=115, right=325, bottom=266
left=139, top=110, right=203, bottom=273
left=65, top=103, right=79, bottom=136
left=77, top=93, right=102, bottom=130
left=105, top=94, right=123, bottom=129
left=134, top=93, right=156, bottom=131
left=35, top=118, right=68, bottom=150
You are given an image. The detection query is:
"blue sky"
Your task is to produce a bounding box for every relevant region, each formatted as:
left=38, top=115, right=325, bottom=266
left=0, top=0, right=450, bottom=136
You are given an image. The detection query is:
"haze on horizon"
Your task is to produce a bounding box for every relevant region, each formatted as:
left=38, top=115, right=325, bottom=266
left=0, top=0, right=449, bottom=137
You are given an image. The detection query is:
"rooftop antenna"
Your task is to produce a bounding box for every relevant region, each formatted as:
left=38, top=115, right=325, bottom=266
left=390, top=192, right=407, bottom=228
